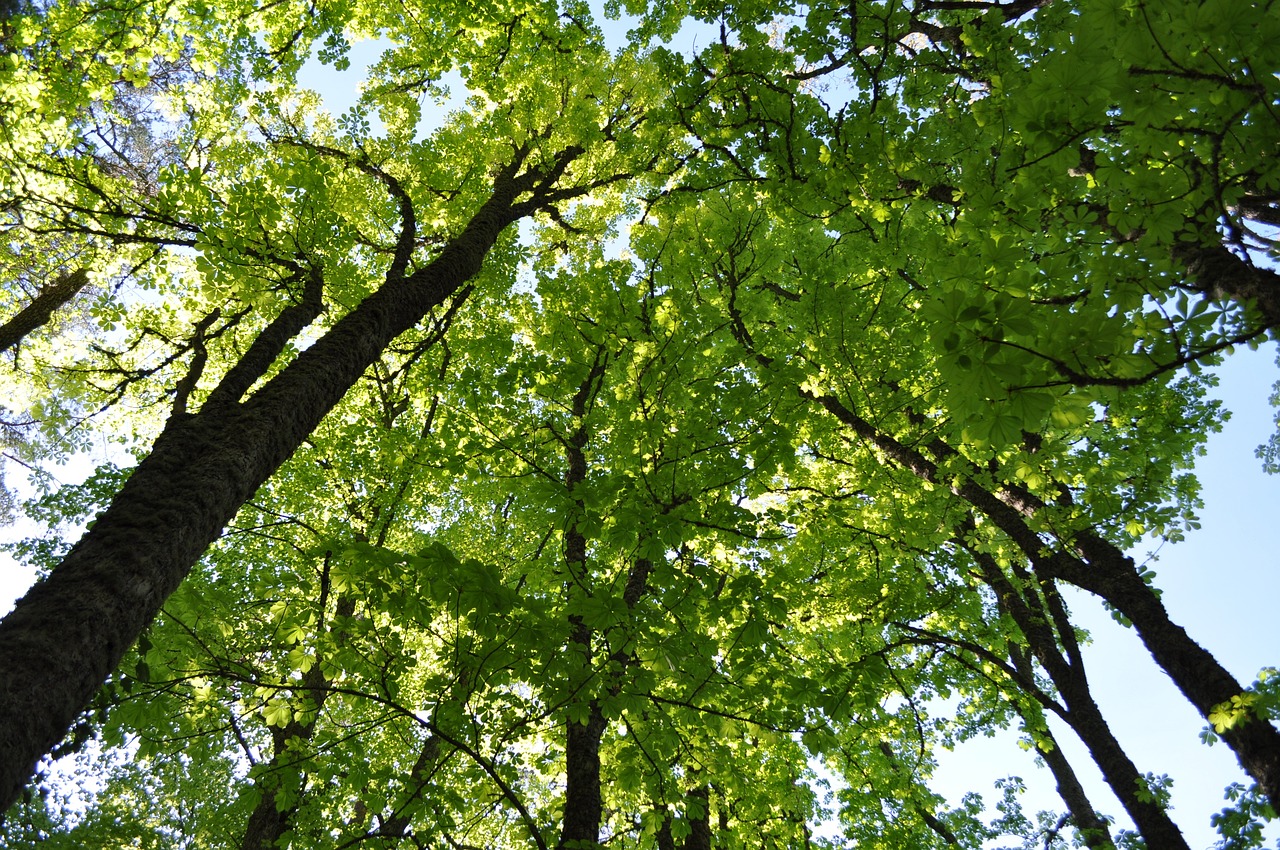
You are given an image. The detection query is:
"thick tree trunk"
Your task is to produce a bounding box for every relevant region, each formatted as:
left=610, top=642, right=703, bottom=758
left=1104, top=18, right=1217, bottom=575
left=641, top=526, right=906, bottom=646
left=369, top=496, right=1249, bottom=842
left=653, top=789, right=712, bottom=850
left=560, top=700, right=607, bottom=850
left=0, top=157, right=562, bottom=812
left=0, top=268, right=89, bottom=353
left=684, top=785, right=712, bottom=850
left=1052, top=673, right=1186, bottom=850
left=240, top=775, right=295, bottom=850
left=1175, top=243, right=1280, bottom=330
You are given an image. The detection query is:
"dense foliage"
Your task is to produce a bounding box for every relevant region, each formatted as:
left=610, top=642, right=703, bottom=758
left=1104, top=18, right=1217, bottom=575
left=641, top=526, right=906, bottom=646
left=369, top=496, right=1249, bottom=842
left=0, top=0, right=1278, bottom=847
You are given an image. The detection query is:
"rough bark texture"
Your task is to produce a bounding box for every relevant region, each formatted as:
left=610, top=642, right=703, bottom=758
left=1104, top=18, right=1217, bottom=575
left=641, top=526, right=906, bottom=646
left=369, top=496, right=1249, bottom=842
left=685, top=786, right=712, bottom=850
left=239, top=767, right=295, bottom=850
left=1000, top=604, right=1116, bottom=849
left=1046, top=536, right=1280, bottom=809
left=1176, top=242, right=1280, bottom=330
left=655, top=816, right=676, bottom=850
left=0, top=154, right=569, bottom=812
left=654, top=790, right=712, bottom=850
left=0, top=268, right=89, bottom=353
left=1006, top=638, right=1118, bottom=849
left=377, top=732, right=444, bottom=838
left=560, top=702, right=608, bottom=850
left=1030, top=724, right=1116, bottom=850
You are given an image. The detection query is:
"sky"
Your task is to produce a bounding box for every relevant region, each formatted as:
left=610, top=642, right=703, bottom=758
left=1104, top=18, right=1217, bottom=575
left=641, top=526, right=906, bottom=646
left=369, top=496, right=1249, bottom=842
left=2, top=12, right=1278, bottom=849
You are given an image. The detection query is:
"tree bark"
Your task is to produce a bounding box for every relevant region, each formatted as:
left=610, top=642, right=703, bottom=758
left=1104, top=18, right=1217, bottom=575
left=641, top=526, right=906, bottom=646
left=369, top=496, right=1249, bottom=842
left=0, top=150, right=578, bottom=812
left=0, top=268, right=89, bottom=353
left=560, top=701, right=607, bottom=850
left=1030, top=722, right=1117, bottom=850
left=1175, top=243, right=1280, bottom=331
left=1000, top=600, right=1116, bottom=850
left=684, top=785, right=712, bottom=850
left=240, top=588, right=355, bottom=850
left=653, top=788, right=712, bottom=850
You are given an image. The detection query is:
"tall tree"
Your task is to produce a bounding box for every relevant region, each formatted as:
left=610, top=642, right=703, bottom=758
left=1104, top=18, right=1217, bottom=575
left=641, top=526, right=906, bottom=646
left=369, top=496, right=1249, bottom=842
left=1, top=0, right=1278, bottom=846
left=0, top=0, right=675, bottom=812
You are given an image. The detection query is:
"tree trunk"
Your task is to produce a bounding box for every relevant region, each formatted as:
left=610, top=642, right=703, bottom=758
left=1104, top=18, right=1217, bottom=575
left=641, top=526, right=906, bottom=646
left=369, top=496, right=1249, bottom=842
left=0, top=154, right=567, bottom=812
left=684, top=785, right=711, bottom=850
left=1030, top=724, right=1117, bottom=850
left=239, top=589, right=355, bottom=850
left=653, top=789, right=712, bottom=850
left=0, top=268, right=89, bottom=353
left=558, top=354, right=608, bottom=850
left=1045, top=535, right=1280, bottom=809
left=1052, top=673, right=1186, bottom=849
left=1001, top=612, right=1115, bottom=849
left=560, top=701, right=607, bottom=850
left=1175, top=243, right=1280, bottom=331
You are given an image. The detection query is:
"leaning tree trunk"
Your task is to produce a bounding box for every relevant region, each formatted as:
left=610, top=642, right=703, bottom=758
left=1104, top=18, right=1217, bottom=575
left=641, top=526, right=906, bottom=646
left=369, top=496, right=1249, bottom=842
left=1023, top=718, right=1117, bottom=850
left=0, top=150, right=580, bottom=813
left=1045, top=534, right=1280, bottom=809
left=0, top=267, right=89, bottom=353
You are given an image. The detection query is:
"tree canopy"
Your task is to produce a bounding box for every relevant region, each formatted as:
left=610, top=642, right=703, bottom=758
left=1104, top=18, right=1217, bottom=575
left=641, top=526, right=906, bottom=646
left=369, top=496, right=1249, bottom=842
left=0, top=0, right=1278, bottom=847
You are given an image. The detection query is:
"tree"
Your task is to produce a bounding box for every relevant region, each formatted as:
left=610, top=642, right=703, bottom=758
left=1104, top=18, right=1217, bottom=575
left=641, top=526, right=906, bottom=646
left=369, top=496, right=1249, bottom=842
left=0, top=0, right=676, bottom=815
left=1, top=0, right=1278, bottom=847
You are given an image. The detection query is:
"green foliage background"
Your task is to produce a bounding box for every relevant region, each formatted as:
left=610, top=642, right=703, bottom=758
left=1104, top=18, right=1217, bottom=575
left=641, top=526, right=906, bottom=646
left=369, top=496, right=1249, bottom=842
left=0, top=0, right=1278, bottom=847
